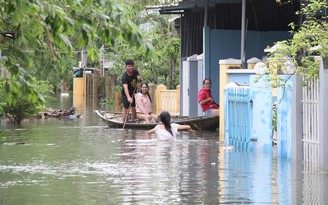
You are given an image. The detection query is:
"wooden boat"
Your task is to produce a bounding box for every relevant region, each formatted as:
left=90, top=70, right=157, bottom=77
left=95, top=110, right=219, bottom=131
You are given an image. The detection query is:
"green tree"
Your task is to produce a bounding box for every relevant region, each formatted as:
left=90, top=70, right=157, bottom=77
left=0, top=78, right=53, bottom=124
left=106, top=2, right=180, bottom=89
left=0, top=0, right=151, bottom=123
left=268, top=0, right=328, bottom=83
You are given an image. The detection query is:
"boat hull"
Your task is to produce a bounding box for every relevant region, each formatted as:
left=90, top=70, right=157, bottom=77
left=95, top=110, right=219, bottom=131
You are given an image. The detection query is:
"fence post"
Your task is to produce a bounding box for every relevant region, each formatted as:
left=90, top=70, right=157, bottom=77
left=105, top=73, right=113, bottom=99
left=114, top=91, right=121, bottom=113
left=319, top=59, right=328, bottom=171
left=92, top=71, right=100, bottom=107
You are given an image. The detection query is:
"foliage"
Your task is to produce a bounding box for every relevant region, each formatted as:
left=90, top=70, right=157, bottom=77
left=267, top=0, right=328, bottom=83
left=101, top=98, right=116, bottom=106
left=0, top=0, right=151, bottom=123
left=105, top=2, right=180, bottom=89
left=0, top=78, right=54, bottom=124
left=0, top=130, right=5, bottom=143
left=261, top=0, right=327, bottom=133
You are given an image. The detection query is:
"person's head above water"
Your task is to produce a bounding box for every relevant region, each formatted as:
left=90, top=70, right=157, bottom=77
left=159, top=111, right=173, bottom=136
left=160, top=111, right=171, bottom=124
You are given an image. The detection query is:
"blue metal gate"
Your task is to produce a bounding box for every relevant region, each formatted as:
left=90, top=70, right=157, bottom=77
left=224, top=87, right=251, bottom=151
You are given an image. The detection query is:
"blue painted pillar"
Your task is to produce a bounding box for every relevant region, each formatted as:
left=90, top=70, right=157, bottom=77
left=249, top=75, right=273, bottom=152
left=277, top=75, right=293, bottom=159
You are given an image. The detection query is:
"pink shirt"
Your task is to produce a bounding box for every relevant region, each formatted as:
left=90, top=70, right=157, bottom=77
left=135, top=93, right=152, bottom=114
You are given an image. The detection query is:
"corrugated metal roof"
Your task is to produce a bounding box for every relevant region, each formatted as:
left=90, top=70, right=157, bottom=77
left=159, top=0, right=243, bottom=14
left=159, top=4, right=195, bottom=14
left=167, top=0, right=301, bottom=57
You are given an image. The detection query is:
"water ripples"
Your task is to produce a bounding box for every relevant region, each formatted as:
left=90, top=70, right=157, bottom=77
left=0, top=120, right=327, bottom=204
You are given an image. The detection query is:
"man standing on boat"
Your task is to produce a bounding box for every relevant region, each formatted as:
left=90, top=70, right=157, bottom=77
left=121, top=59, right=141, bottom=122
left=198, top=78, right=219, bottom=116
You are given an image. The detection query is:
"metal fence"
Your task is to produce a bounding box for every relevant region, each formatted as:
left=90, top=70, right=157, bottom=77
left=302, top=78, right=319, bottom=168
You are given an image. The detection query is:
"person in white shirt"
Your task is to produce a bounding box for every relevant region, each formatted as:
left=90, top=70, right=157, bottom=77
left=147, top=111, right=196, bottom=141
left=135, top=83, right=158, bottom=123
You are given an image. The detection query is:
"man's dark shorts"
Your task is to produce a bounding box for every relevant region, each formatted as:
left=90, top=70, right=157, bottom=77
left=122, top=95, right=136, bottom=109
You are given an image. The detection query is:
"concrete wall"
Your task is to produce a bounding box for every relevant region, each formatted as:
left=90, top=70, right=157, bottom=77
left=206, top=29, right=291, bottom=102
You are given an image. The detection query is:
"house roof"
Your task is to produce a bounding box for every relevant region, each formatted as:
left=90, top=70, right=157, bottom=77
left=160, top=0, right=301, bottom=57
left=159, top=0, right=301, bottom=15
left=159, top=0, right=244, bottom=14
left=159, top=4, right=196, bottom=14
left=160, top=0, right=301, bottom=31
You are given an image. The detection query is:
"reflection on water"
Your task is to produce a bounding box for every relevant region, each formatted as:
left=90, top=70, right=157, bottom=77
left=0, top=106, right=327, bottom=204
left=0, top=120, right=220, bottom=204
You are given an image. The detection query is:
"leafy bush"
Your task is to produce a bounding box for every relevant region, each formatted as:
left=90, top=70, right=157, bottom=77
left=268, top=0, right=328, bottom=82
left=0, top=77, right=54, bottom=125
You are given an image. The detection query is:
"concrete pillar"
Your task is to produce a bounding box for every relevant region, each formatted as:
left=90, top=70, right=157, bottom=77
left=291, top=74, right=303, bottom=162
left=319, top=58, right=328, bottom=171
left=247, top=57, right=261, bottom=69
left=73, top=77, right=85, bottom=109
left=219, top=58, right=242, bottom=140
left=250, top=75, right=273, bottom=152
left=277, top=75, right=293, bottom=159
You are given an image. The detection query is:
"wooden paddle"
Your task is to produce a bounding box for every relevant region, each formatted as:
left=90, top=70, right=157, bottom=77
left=123, top=83, right=138, bottom=129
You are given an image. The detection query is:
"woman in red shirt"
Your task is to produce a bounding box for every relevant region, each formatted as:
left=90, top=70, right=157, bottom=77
left=197, top=78, right=220, bottom=116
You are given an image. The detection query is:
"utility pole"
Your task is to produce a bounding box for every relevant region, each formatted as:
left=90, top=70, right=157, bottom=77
left=240, top=0, right=246, bottom=69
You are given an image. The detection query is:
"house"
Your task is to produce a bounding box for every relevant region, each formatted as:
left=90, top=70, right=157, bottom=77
left=159, top=0, right=301, bottom=107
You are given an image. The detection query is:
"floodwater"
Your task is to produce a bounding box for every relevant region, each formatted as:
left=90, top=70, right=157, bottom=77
left=0, top=96, right=327, bottom=205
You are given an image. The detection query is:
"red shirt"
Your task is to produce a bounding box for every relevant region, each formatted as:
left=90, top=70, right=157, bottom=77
left=198, top=88, right=218, bottom=112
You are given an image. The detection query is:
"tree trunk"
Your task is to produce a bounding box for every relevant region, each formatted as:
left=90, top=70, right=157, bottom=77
left=172, top=58, right=177, bottom=87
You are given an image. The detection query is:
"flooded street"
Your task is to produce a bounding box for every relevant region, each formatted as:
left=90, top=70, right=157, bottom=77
left=0, top=105, right=327, bottom=204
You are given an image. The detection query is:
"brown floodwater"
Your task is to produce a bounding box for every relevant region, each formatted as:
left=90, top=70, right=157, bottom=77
left=0, top=95, right=327, bottom=204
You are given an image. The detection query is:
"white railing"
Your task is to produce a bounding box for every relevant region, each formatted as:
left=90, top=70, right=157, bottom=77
left=302, top=78, right=319, bottom=168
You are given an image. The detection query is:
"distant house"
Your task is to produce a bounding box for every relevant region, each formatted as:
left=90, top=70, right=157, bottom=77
left=160, top=0, right=300, bottom=104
